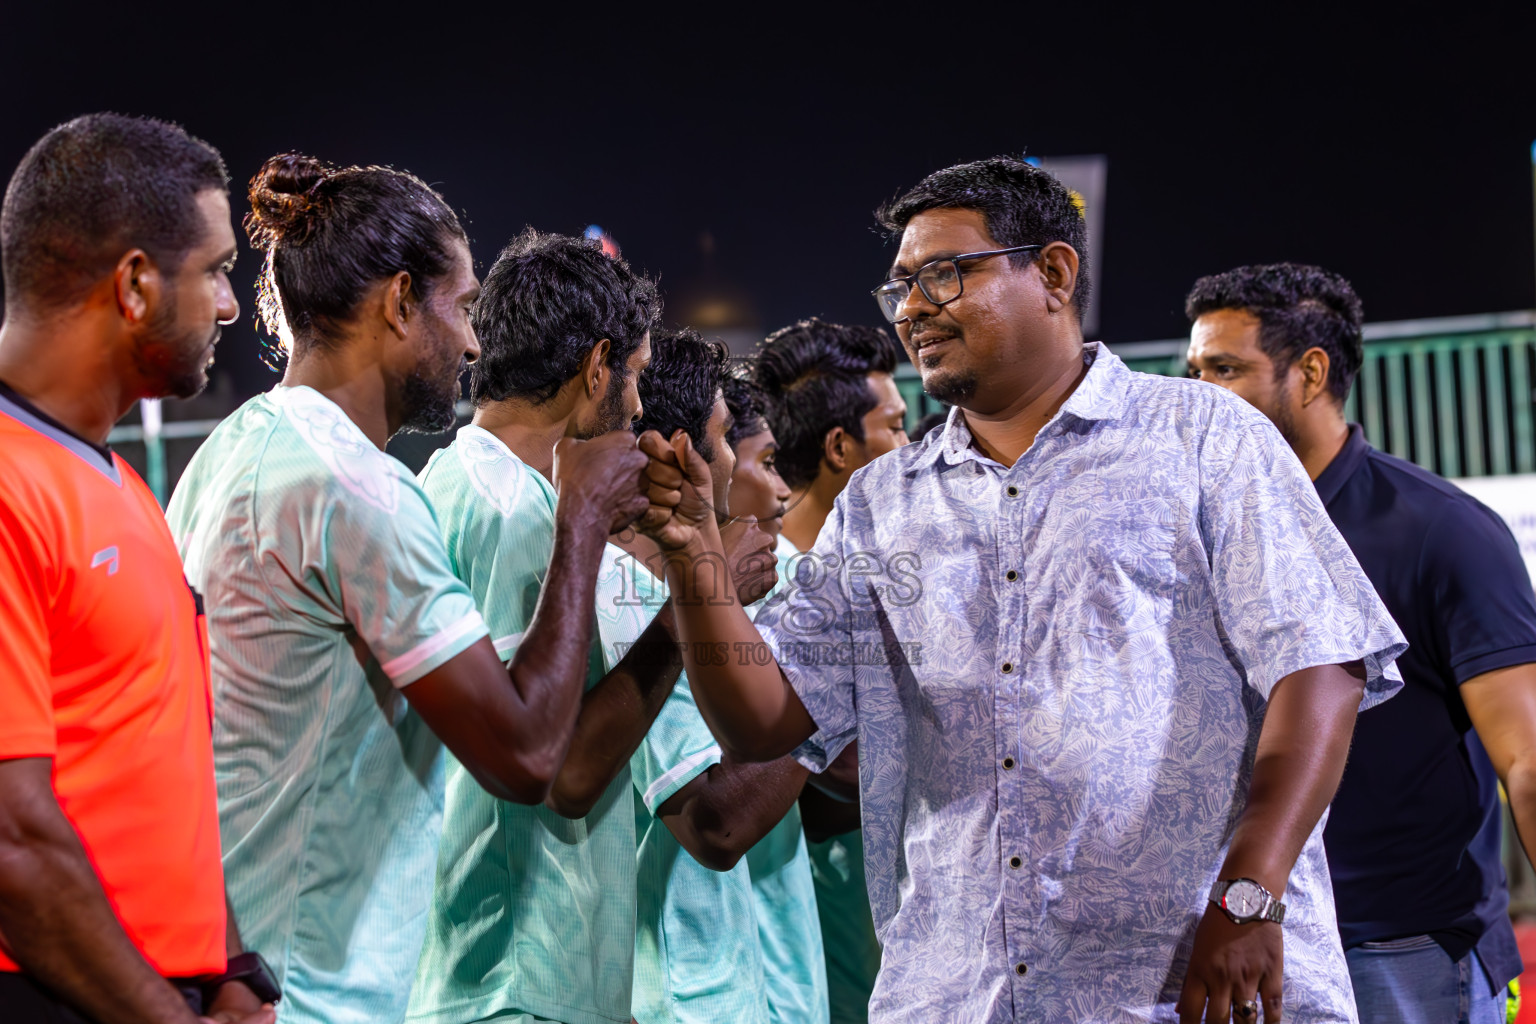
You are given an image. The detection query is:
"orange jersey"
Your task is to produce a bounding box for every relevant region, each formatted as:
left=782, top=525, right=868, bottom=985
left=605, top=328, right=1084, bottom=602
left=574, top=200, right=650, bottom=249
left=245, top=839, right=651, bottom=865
left=0, top=383, right=225, bottom=977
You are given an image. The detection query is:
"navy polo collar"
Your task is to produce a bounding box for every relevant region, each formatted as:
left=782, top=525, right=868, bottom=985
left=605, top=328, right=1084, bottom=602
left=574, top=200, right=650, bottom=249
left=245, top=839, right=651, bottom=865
left=1313, top=422, right=1370, bottom=506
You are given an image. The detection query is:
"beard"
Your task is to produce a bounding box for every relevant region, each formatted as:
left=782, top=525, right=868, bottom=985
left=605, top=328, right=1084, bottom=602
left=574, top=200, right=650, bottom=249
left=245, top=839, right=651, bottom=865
left=921, top=363, right=979, bottom=406
left=399, top=350, right=467, bottom=436
left=574, top=370, right=632, bottom=440
left=1267, top=378, right=1301, bottom=449
left=133, top=288, right=220, bottom=399
left=910, top=325, right=977, bottom=406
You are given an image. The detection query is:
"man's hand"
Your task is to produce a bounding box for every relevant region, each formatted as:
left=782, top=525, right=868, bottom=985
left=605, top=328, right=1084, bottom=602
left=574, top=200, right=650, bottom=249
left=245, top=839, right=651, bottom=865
left=720, top=519, right=777, bottom=606
left=199, top=979, right=274, bottom=1024
left=201, top=1010, right=275, bottom=1024
left=552, top=431, right=650, bottom=533
left=1176, top=909, right=1282, bottom=1023
left=636, top=431, right=714, bottom=551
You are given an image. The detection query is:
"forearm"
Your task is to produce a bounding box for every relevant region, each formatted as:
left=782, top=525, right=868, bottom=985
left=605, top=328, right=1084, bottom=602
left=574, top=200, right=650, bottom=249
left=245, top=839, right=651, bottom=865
left=0, top=819, right=197, bottom=1023
left=503, top=508, right=612, bottom=762
left=665, top=755, right=811, bottom=869
left=1505, top=757, right=1536, bottom=869
left=1219, top=663, right=1365, bottom=895
left=546, top=603, right=684, bottom=817
left=1462, top=664, right=1536, bottom=870
left=661, top=521, right=813, bottom=760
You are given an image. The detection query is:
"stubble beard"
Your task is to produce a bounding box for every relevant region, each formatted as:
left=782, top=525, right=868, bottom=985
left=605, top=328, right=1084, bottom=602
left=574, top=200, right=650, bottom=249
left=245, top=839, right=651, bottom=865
left=1268, top=377, right=1301, bottom=450
left=575, top=370, right=632, bottom=440
left=134, top=289, right=219, bottom=400
left=911, top=326, right=978, bottom=407
left=920, top=357, right=979, bottom=406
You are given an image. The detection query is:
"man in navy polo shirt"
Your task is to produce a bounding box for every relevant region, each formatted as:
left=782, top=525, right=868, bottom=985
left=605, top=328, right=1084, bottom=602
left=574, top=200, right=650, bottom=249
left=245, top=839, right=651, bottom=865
left=1186, top=262, right=1536, bottom=1024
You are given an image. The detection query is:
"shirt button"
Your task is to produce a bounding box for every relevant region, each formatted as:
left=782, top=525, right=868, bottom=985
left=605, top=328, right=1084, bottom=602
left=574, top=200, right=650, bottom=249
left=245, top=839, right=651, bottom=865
left=1015, top=963, right=1029, bottom=976
left=1006, top=485, right=1019, bottom=497
left=1002, top=756, right=1016, bottom=770
left=1001, top=662, right=1014, bottom=674
left=1009, top=856, right=1022, bottom=869
left=1005, top=569, right=1019, bottom=582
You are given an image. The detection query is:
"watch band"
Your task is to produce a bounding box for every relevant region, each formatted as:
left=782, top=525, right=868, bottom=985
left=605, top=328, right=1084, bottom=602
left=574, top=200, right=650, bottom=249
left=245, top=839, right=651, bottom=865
left=203, top=951, right=282, bottom=1005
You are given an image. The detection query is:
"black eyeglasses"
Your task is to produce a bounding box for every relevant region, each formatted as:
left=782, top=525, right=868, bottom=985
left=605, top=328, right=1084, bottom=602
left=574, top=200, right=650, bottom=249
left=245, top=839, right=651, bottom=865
left=871, top=244, right=1043, bottom=324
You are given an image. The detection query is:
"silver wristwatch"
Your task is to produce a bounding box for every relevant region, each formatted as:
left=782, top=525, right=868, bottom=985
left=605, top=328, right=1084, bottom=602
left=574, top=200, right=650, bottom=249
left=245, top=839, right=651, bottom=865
left=1209, top=878, right=1286, bottom=925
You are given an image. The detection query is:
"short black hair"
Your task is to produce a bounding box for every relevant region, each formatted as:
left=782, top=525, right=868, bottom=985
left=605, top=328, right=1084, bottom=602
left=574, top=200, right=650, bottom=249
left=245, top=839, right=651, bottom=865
left=470, top=228, right=660, bottom=405
left=634, top=327, right=729, bottom=463
left=1, top=113, right=228, bottom=313
left=721, top=364, right=770, bottom=450
left=753, top=318, right=900, bottom=489
left=876, top=155, right=1091, bottom=321
left=245, top=152, right=466, bottom=364
left=1184, top=263, right=1364, bottom=404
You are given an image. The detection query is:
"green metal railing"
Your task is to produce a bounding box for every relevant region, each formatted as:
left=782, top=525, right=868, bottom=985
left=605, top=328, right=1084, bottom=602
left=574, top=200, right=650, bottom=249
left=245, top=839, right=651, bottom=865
left=896, top=311, right=1536, bottom=480
left=118, top=312, right=1536, bottom=504
left=1113, top=310, right=1536, bottom=480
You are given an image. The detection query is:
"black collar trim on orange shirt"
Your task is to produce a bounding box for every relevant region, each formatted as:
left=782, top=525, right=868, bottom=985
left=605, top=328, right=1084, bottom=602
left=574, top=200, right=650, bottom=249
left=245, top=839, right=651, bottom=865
left=0, top=379, right=121, bottom=485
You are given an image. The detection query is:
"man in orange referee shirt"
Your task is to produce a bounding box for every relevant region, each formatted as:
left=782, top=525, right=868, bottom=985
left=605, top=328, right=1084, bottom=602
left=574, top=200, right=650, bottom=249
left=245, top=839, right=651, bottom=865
left=0, top=115, right=275, bottom=1024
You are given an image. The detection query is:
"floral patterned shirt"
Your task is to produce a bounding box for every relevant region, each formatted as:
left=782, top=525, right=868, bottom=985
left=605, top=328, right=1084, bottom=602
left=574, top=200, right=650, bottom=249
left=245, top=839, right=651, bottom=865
left=752, top=344, right=1406, bottom=1023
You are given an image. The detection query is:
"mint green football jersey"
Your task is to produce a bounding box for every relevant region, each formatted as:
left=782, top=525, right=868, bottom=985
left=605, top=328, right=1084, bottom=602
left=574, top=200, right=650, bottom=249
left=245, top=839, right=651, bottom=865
left=593, top=552, right=770, bottom=1024
left=166, top=386, right=489, bottom=1024
left=408, top=426, right=636, bottom=1024
left=744, top=532, right=829, bottom=1024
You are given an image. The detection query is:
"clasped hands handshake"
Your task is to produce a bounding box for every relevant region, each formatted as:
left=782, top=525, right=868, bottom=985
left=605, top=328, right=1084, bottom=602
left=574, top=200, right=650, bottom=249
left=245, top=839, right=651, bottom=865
left=551, top=428, right=778, bottom=605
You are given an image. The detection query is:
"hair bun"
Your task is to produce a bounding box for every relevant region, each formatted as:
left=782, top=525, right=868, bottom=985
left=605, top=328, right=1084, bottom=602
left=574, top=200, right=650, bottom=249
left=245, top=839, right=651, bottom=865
left=246, top=152, right=331, bottom=249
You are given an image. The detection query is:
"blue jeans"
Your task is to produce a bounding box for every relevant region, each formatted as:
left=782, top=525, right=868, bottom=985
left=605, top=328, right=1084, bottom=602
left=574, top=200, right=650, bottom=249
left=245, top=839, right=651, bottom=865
left=1346, top=934, right=1508, bottom=1024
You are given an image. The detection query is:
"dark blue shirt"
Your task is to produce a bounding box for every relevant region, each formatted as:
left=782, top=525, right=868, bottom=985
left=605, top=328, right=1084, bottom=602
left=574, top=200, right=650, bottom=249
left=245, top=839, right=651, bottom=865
left=1318, top=423, right=1536, bottom=989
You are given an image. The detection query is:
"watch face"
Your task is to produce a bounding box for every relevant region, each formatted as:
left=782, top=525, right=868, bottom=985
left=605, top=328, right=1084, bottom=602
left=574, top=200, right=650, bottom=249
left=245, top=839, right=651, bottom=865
left=1224, top=880, right=1265, bottom=918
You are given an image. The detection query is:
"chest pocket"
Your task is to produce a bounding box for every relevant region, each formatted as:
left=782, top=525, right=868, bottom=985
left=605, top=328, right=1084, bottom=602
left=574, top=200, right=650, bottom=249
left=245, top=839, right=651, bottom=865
left=1056, top=492, right=1182, bottom=639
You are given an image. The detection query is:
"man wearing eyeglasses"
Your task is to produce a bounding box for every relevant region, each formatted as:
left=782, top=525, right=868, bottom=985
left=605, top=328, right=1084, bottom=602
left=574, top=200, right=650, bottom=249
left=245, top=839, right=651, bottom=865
left=634, top=155, right=1407, bottom=1023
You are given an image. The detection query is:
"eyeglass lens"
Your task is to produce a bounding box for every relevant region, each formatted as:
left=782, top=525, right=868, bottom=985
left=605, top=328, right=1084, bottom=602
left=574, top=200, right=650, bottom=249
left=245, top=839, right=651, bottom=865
left=874, top=259, right=965, bottom=323
left=874, top=281, right=908, bottom=322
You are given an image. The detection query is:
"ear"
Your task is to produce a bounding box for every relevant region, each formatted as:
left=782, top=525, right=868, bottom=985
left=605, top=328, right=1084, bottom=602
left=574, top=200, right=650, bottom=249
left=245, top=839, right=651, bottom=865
left=381, top=271, right=414, bottom=341
left=112, top=249, right=159, bottom=327
left=1037, top=242, right=1080, bottom=316
left=578, top=338, right=613, bottom=399
left=823, top=425, right=848, bottom=473
left=1298, top=346, right=1333, bottom=407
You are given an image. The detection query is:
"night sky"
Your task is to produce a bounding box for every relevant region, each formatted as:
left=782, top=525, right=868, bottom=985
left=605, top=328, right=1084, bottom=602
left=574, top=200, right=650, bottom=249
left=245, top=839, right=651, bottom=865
left=4, top=2, right=1534, bottom=405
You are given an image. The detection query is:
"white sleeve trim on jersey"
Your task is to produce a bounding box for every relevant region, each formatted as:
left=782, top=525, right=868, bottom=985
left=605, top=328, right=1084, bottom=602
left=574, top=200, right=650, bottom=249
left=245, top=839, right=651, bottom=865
left=643, top=746, right=722, bottom=811
left=382, top=610, right=488, bottom=686
left=492, top=631, right=525, bottom=662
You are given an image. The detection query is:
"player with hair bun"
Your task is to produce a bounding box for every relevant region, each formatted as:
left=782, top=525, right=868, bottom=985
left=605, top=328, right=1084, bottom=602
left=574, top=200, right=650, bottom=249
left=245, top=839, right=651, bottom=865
left=167, top=153, right=656, bottom=1023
